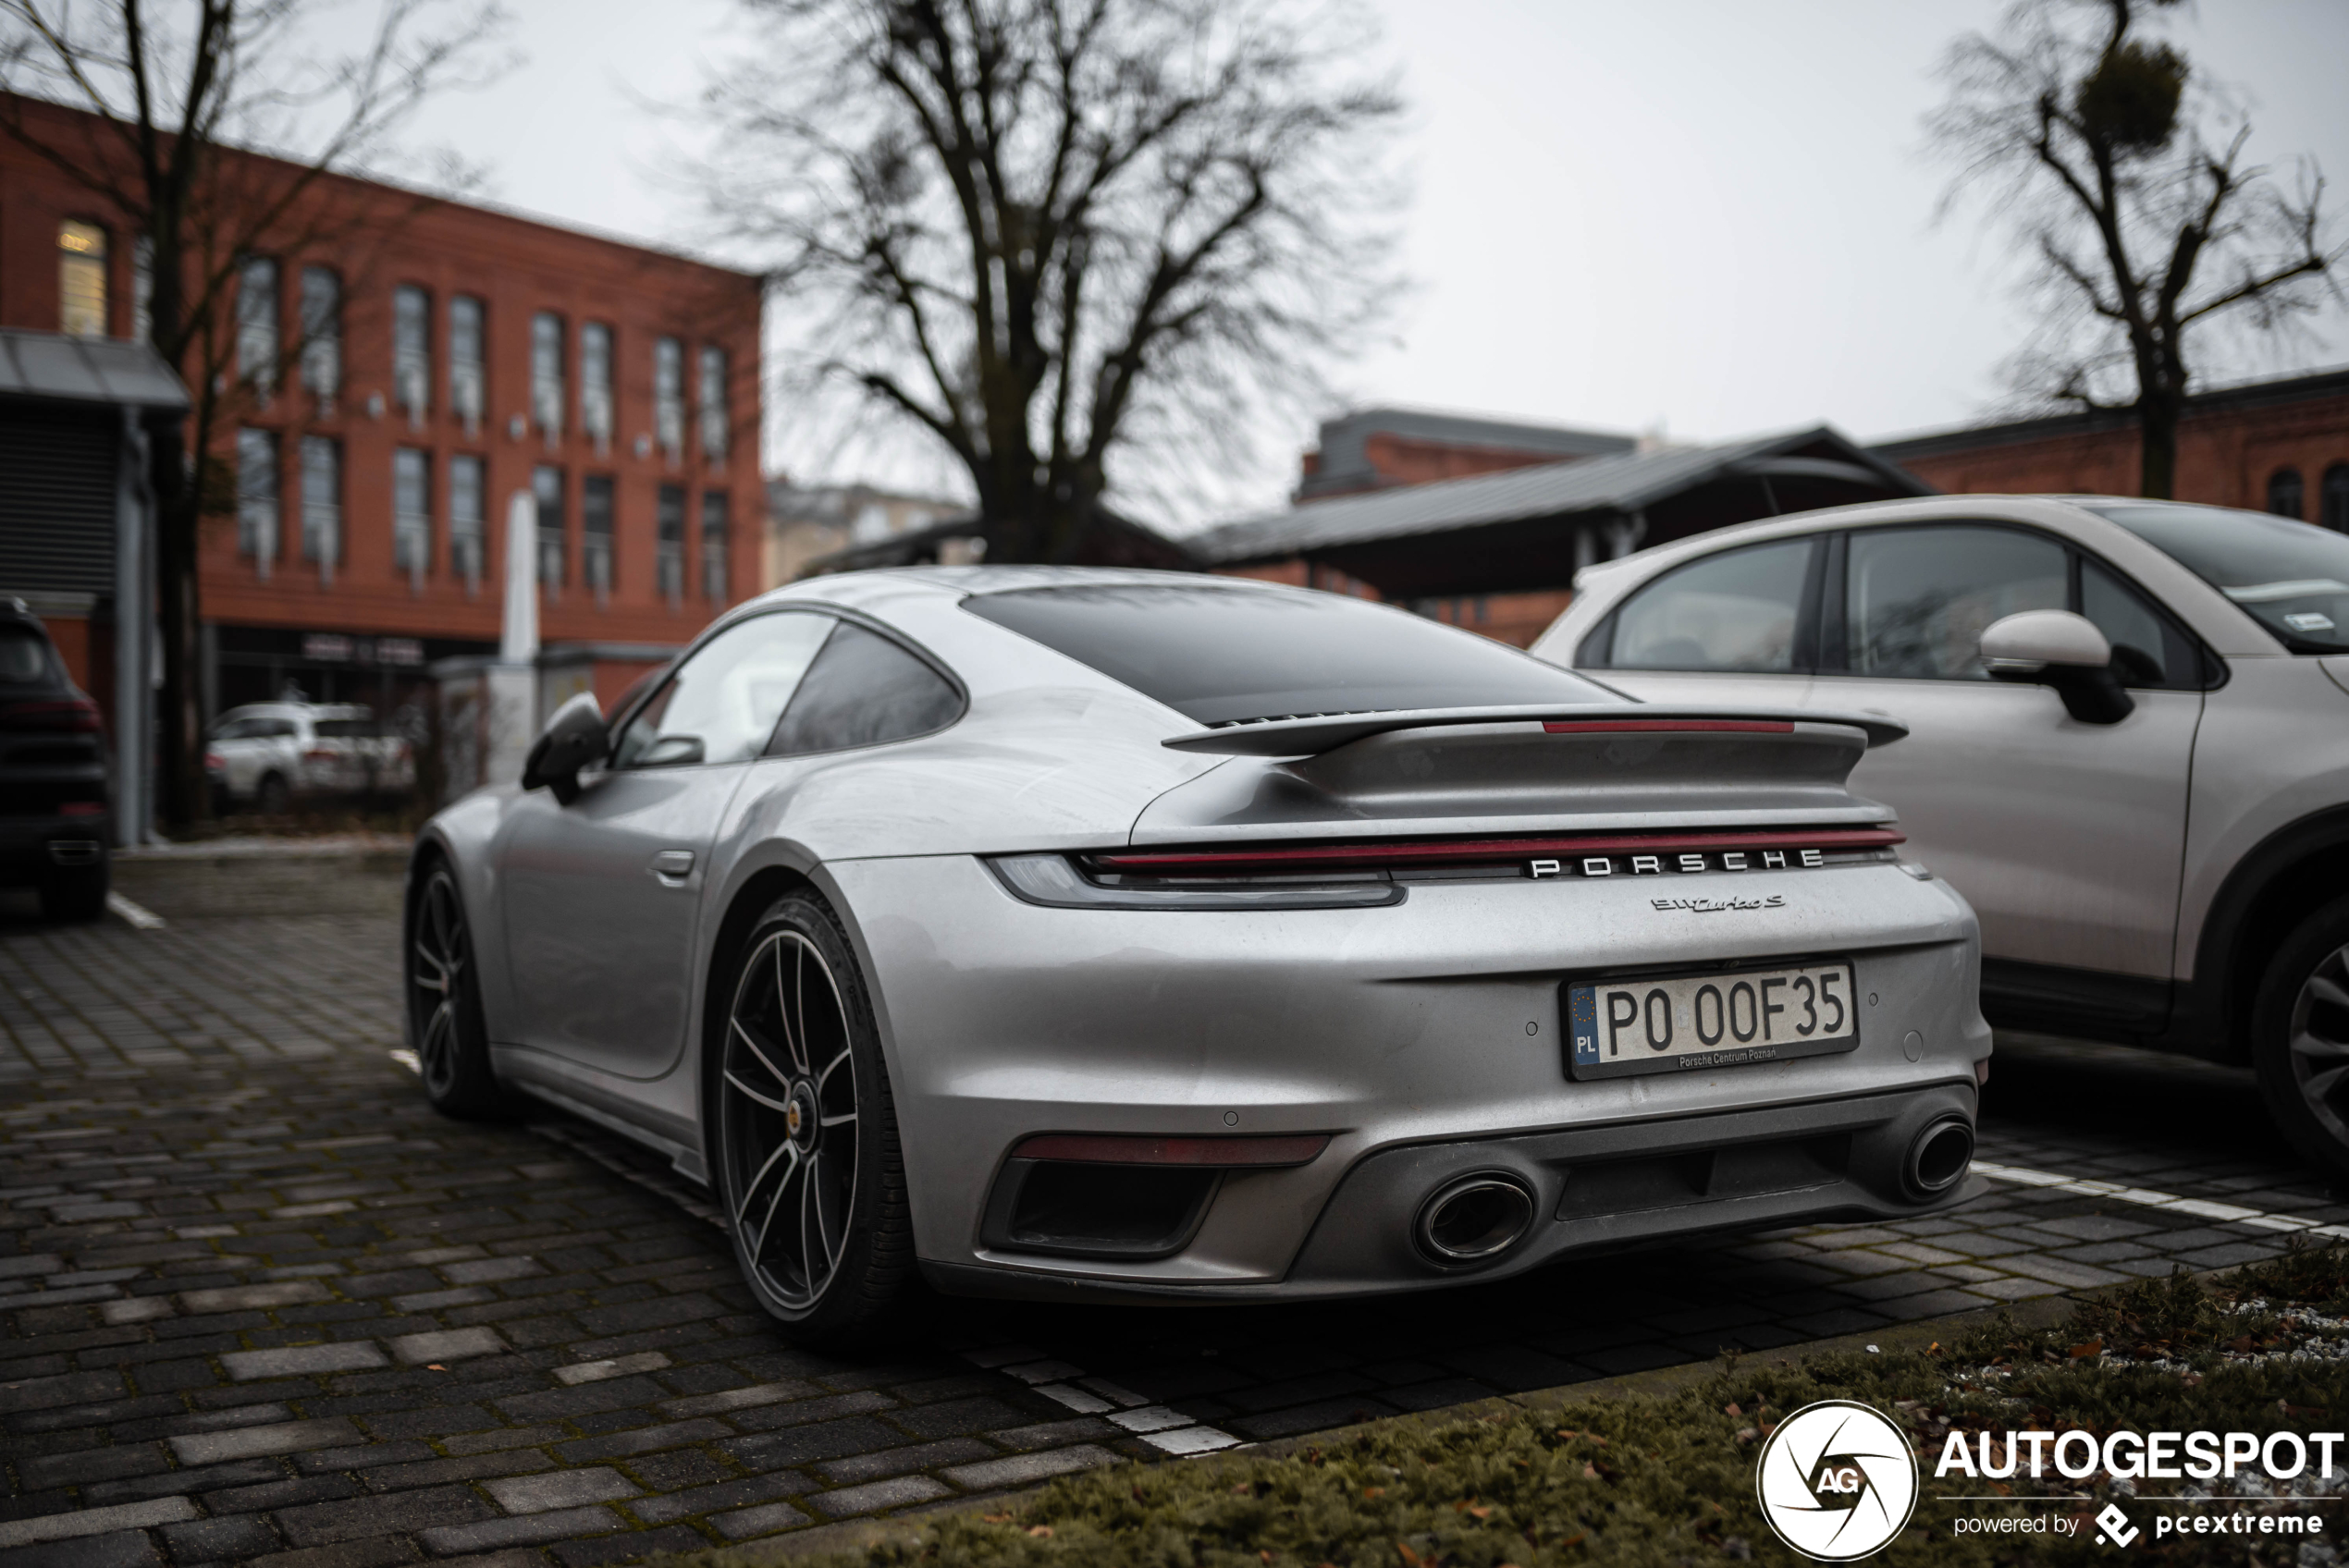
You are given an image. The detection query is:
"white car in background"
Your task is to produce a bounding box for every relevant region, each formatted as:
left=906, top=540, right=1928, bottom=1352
left=1531, top=495, right=2349, bottom=1178
left=206, top=702, right=416, bottom=815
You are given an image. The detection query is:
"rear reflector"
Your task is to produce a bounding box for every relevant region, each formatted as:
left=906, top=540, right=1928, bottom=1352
left=1096, top=827, right=1904, bottom=876
left=58, top=802, right=105, bottom=817
left=1542, top=719, right=1793, bottom=735
left=1010, top=1133, right=1330, bottom=1168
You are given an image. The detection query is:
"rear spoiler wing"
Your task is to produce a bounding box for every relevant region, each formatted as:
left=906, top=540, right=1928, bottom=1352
left=1162, top=704, right=1908, bottom=756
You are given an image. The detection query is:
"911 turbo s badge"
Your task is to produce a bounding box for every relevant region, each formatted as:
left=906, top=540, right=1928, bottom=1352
left=1650, top=894, right=1787, bottom=913
left=1530, top=849, right=1827, bottom=878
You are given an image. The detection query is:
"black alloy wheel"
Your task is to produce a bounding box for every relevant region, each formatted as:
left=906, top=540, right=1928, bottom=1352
left=256, top=772, right=290, bottom=816
left=408, top=864, right=512, bottom=1119
left=2254, top=894, right=2349, bottom=1181
left=713, top=892, right=910, bottom=1339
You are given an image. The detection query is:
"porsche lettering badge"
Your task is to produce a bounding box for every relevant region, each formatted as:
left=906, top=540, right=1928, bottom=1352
left=1528, top=848, right=1828, bottom=879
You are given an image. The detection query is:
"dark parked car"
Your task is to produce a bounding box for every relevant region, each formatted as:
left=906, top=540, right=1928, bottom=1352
left=0, top=598, right=109, bottom=920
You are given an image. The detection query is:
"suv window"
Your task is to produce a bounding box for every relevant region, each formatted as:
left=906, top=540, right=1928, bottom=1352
left=314, top=717, right=377, bottom=739
left=1847, top=526, right=2066, bottom=679
left=613, top=610, right=834, bottom=768
left=1587, top=538, right=1814, bottom=672
left=2085, top=501, right=2349, bottom=654
left=767, top=622, right=962, bottom=756
left=0, top=627, right=55, bottom=685
left=965, top=582, right=1609, bottom=726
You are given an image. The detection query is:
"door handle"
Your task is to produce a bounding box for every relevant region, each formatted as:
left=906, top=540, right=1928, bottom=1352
left=650, top=849, right=695, bottom=886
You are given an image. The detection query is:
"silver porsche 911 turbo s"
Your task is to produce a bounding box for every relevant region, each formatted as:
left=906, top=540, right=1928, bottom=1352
left=405, top=568, right=1990, bottom=1339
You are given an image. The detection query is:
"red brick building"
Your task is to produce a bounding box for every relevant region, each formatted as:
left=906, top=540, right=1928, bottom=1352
left=1871, top=367, right=2349, bottom=526
left=0, top=94, right=765, bottom=725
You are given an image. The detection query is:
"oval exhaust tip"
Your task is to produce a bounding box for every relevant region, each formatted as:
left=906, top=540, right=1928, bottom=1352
left=1414, top=1174, right=1536, bottom=1265
left=1907, top=1118, right=1974, bottom=1197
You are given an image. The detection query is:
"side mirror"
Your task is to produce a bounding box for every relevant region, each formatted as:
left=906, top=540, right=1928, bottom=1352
left=522, top=692, right=609, bottom=804
left=1979, top=610, right=2134, bottom=725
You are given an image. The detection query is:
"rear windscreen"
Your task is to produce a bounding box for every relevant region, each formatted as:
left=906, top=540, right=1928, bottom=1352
left=962, top=582, right=1613, bottom=726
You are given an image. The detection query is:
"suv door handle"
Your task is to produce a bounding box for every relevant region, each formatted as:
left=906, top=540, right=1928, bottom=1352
left=650, top=850, right=695, bottom=886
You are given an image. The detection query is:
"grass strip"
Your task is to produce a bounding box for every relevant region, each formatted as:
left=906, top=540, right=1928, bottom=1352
left=658, top=1245, right=2349, bottom=1565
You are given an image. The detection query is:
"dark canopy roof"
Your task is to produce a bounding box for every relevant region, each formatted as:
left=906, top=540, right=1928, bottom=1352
left=1194, top=424, right=1931, bottom=599
left=0, top=328, right=188, bottom=411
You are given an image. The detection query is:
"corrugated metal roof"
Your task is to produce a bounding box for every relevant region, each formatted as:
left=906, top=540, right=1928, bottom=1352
left=1196, top=430, right=1814, bottom=563
left=0, top=328, right=188, bottom=410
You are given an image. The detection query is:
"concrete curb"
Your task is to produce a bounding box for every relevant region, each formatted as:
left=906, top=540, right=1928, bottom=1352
left=677, top=1289, right=2091, bottom=1563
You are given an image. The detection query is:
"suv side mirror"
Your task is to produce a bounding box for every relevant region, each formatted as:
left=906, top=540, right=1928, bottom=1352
left=522, top=692, right=609, bottom=803
left=1980, top=610, right=2134, bottom=725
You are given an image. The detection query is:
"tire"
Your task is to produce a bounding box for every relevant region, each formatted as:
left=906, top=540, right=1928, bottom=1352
left=39, top=857, right=109, bottom=923
left=256, top=772, right=291, bottom=816
left=2252, top=894, right=2349, bottom=1181
left=708, top=891, right=912, bottom=1341
left=408, top=862, right=516, bottom=1120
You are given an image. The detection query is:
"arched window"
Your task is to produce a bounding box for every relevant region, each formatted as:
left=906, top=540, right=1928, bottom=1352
left=2269, top=467, right=2306, bottom=520
left=2324, top=464, right=2349, bottom=533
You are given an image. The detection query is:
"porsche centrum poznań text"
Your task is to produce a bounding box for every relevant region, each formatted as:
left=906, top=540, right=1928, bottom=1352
left=407, top=569, right=1988, bottom=1338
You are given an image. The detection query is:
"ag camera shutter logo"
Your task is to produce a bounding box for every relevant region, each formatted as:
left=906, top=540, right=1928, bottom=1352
left=1755, top=1400, right=1919, bottom=1561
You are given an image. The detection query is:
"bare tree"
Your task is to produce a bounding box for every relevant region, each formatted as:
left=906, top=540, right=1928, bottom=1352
left=1929, top=0, right=2343, bottom=497
left=0, top=0, right=509, bottom=827
left=700, top=0, right=1402, bottom=559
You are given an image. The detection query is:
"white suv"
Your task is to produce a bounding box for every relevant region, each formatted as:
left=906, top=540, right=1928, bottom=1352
left=205, top=702, right=416, bottom=815
left=1532, top=496, right=2349, bottom=1175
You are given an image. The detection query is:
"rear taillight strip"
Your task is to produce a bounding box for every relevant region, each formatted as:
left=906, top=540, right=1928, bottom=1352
left=1011, top=1133, right=1330, bottom=1168
left=1541, top=719, right=1793, bottom=735
left=1095, top=827, right=1905, bottom=875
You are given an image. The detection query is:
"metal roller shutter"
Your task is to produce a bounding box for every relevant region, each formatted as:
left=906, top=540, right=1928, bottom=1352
left=0, top=404, right=117, bottom=595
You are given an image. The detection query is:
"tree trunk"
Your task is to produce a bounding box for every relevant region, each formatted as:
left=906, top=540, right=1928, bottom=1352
left=151, top=427, right=207, bottom=831
left=2135, top=390, right=2181, bottom=499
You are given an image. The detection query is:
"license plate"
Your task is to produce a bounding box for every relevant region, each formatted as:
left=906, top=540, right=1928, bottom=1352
left=1564, top=961, right=1858, bottom=1080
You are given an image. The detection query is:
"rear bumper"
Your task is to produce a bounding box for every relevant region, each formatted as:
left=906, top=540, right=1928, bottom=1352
left=925, top=1083, right=1982, bottom=1302
left=830, top=851, right=1992, bottom=1303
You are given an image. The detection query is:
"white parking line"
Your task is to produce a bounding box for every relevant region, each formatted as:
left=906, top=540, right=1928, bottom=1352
left=1974, top=1158, right=2349, bottom=1238
left=964, top=1344, right=1244, bottom=1455
left=105, top=892, right=165, bottom=929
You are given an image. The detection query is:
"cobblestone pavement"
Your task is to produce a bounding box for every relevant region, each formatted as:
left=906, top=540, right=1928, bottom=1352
left=5, top=885, right=2346, bottom=1567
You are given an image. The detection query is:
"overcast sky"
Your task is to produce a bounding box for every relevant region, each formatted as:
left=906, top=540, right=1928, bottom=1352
left=372, top=0, right=2349, bottom=521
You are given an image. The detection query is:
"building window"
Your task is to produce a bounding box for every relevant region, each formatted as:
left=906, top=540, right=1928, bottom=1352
left=657, top=483, right=685, bottom=603
left=532, top=312, right=565, bottom=445
left=654, top=337, right=684, bottom=461
left=2269, top=467, right=2306, bottom=520
left=449, top=295, right=486, bottom=435
left=701, top=490, right=730, bottom=602
left=697, top=345, right=728, bottom=463
left=394, top=286, right=431, bottom=427
left=301, top=435, right=342, bottom=585
left=299, top=266, right=341, bottom=412
left=394, top=447, right=432, bottom=589
left=449, top=454, right=486, bottom=591
left=238, top=257, right=279, bottom=396
left=534, top=464, right=566, bottom=592
left=2324, top=464, right=2349, bottom=533
left=236, top=428, right=280, bottom=579
left=583, top=474, right=615, bottom=601
left=581, top=323, right=613, bottom=454
left=58, top=220, right=107, bottom=337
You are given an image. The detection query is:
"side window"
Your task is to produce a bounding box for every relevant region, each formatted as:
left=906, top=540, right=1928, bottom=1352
left=2081, top=558, right=2201, bottom=689
left=613, top=612, right=834, bottom=769
left=1593, top=538, right=1814, bottom=672
left=1846, top=526, right=2065, bottom=680
left=767, top=623, right=962, bottom=757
